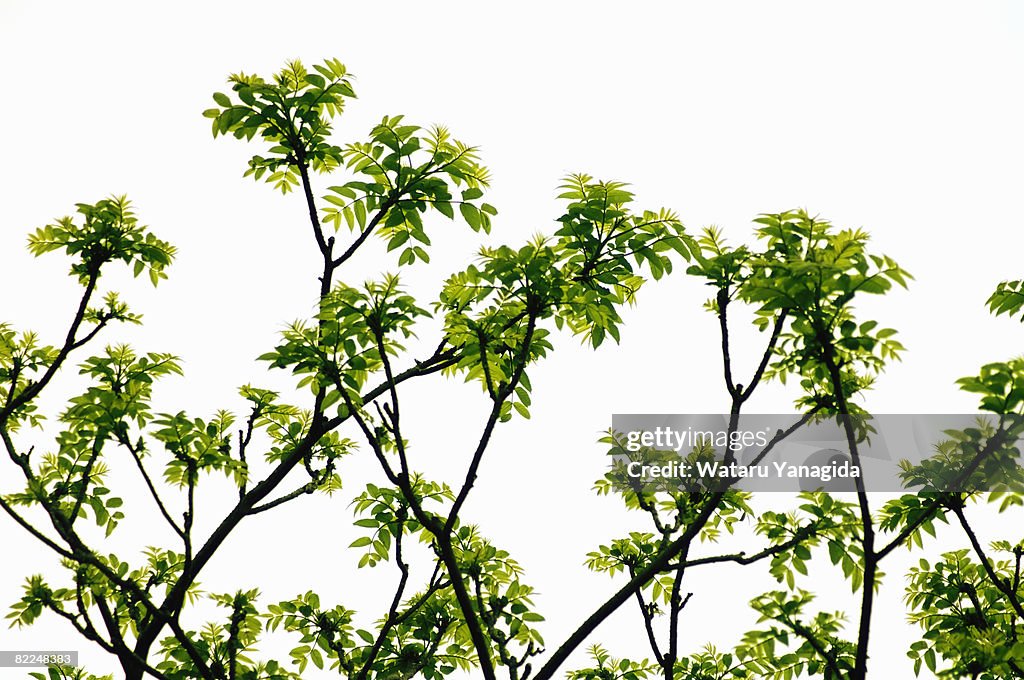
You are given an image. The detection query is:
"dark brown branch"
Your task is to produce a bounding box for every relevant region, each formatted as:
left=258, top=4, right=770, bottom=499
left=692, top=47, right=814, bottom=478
left=247, top=482, right=316, bottom=515
left=131, top=342, right=459, bottom=661
left=297, top=161, right=330, bottom=258
left=237, top=406, right=260, bottom=500
left=68, top=437, right=104, bottom=526
left=354, top=514, right=411, bottom=680
left=117, top=433, right=185, bottom=538
left=787, top=618, right=843, bottom=679
left=875, top=424, right=1015, bottom=562
left=476, top=327, right=497, bottom=401
left=820, top=337, right=875, bottom=680
left=533, top=410, right=813, bottom=680
left=445, top=311, right=537, bottom=534
left=680, top=525, right=819, bottom=571
left=73, top=581, right=117, bottom=654
left=952, top=503, right=1024, bottom=621
left=331, top=195, right=399, bottom=268
left=741, top=309, right=788, bottom=401
left=46, top=601, right=116, bottom=655
left=717, top=288, right=737, bottom=399
left=68, top=316, right=111, bottom=352
left=394, top=563, right=448, bottom=626
left=374, top=327, right=411, bottom=479
left=93, top=593, right=182, bottom=680
left=531, top=496, right=722, bottom=680
left=127, top=158, right=341, bottom=668
left=532, top=302, right=802, bottom=680
left=635, top=491, right=669, bottom=535
left=0, top=493, right=76, bottom=560
left=1, top=273, right=99, bottom=421
left=340, top=385, right=498, bottom=680
left=747, top=408, right=824, bottom=469
left=627, top=564, right=663, bottom=665
left=183, top=464, right=196, bottom=569
left=666, top=544, right=691, bottom=676
left=1015, top=547, right=1022, bottom=594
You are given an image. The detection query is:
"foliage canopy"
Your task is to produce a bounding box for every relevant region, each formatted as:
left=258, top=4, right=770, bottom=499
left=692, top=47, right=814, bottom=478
left=3, top=58, right=1024, bottom=680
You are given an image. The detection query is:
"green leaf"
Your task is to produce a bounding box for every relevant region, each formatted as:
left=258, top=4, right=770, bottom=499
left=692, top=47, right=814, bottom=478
left=459, top=203, right=481, bottom=230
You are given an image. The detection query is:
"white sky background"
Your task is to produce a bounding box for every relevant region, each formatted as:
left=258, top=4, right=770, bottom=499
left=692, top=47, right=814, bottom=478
left=1, top=1, right=1023, bottom=678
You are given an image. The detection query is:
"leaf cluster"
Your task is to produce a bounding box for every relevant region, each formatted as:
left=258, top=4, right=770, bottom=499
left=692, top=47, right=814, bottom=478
left=27, top=196, right=175, bottom=286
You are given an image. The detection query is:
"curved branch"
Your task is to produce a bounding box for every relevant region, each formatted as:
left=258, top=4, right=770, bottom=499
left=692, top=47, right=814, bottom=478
left=1, top=273, right=99, bottom=421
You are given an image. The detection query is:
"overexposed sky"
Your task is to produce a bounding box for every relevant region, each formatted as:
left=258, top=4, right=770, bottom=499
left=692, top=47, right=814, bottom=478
left=1, top=2, right=1023, bottom=678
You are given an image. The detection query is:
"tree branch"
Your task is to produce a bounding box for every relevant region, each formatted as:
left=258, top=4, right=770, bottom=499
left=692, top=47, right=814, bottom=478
left=117, top=433, right=185, bottom=538
left=1, top=273, right=99, bottom=421
left=331, top=195, right=399, bottom=268
left=717, top=288, right=737, bottom=399
left=445, top=311, right=537, bottom=534
left=741, top=309, right=788, bottom=401
left=354, top=514, right=411, bottom=680
left=787, top=617, right=843, bottom=679
left=819, top=338, right=875, bottom=680
left=246, top=482, right=316, bottom=515
left=875, top=423, right=1016, bottom=562
left=665, top=543, right=691, bottom=675
left=341, top=386, right=499, bottom=680
left=952, top=503, right=1024, bottom=621
left=680, top=523, right=818, bottom=569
